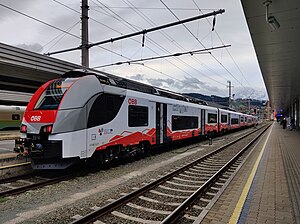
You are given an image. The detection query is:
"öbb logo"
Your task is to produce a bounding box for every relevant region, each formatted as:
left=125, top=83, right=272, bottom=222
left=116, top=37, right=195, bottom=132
left=128, top=98, right=137, bottom=105
left=31, top=116, right=41, bottom=122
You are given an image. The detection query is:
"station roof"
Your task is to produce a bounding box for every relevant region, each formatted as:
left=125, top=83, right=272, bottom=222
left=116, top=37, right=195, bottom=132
left=241, top=0, right=300, bottom=112
left=0, top=42, right=81, bottom=94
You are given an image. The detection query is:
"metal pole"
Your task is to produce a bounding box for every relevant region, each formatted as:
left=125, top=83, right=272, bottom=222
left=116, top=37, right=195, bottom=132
left=81, top=0, right=89, bottom=68
left=227, top=81, right=231, bottom=108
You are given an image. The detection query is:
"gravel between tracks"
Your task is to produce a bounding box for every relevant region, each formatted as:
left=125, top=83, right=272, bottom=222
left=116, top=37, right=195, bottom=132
left=0, top=128, right=257, bottom=224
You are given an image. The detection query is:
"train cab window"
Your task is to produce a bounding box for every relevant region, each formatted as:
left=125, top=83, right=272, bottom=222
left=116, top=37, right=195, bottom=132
left=208, top=113, right=217, bottom=123
left=231, top=118, right=239, bottom=125
left=34, top=78, right=78, bottom=110
left=88, top=94, right=125, bottom=128
left=172, top=116, right=198, bottom=131
left=12, top=114, right=20, bottom=120
left=128, top=105, right=148, bottom=127
left=221, top=115, right=228, bottom=123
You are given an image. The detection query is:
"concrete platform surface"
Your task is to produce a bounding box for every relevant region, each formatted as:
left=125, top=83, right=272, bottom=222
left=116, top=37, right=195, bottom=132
left=203, top=122, right=300, bottom=224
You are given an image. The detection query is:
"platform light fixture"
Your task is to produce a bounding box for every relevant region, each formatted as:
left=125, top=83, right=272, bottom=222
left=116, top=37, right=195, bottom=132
left=264, top=0, right=280, bottom=30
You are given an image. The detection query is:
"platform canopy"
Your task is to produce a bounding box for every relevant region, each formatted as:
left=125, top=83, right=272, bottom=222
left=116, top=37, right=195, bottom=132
left=0, top=42, right=81, bottom=105
left=241, top=0, right=300, bottom=112
left=0, top=42, right=81, bottom=93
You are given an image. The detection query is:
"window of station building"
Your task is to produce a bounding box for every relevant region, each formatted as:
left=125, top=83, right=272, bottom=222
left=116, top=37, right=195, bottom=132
left=208, top=113, right=217, bottom=123
left=12, top=114, right=20, bottom=120
left=172, top=116, right=198, bottom=131
left=128, top=105, right=148, bottom=127
left=88, top=93, right=125, bottom=128
left=221, top=114, right=228, bottom=123
left=231, top=118, right=239, bottom=125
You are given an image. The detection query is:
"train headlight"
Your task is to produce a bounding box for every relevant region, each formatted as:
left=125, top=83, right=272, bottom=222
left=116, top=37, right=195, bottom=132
left=41, top=125, right=53, bottom=134
left=20, top=124, right=27, bottom=133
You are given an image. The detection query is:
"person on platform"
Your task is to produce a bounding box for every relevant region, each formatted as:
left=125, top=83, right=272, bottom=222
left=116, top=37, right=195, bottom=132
left=282, top=117, right=287, bottom=129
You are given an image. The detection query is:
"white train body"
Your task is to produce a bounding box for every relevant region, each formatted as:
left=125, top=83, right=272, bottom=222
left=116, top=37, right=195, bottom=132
left=15, top=70, right=257, bottom=169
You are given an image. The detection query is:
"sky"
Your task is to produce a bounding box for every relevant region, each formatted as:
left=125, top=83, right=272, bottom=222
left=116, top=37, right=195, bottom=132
left=0, top=0, right=268, bottom=100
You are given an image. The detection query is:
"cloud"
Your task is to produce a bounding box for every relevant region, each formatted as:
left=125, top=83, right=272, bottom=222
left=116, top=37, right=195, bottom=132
left=0, top=0, right=38, bottom=21
left=0, top=0, right=267, bottom=100
left=126, top=73, right=227, bottom=97
left=15, top=43, right=43, bottom=53
left=234, top=87, right=267, bottom=100
left=127, top=74, right=145, bottom=81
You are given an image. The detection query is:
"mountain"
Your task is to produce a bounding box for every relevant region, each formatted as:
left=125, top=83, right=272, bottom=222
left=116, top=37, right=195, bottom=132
left=184, top=93, right=229, bottom=107
left=184, top=92, right=266, bottom=113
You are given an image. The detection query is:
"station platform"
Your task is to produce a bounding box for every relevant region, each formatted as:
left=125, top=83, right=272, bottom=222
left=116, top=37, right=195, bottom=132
left=0, top=130, right=19, bottom=159
left=203, top=122, right=300, bottom=223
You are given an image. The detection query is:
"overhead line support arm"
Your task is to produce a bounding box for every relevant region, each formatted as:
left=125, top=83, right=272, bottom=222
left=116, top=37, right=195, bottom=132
left=46, top=9, right=225, bottom=56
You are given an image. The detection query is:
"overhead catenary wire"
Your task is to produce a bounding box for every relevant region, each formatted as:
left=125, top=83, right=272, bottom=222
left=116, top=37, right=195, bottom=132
left=0, top=3, right=80, bottom=41
left=93, top=45, right=231, bottom=69
left=120, top=0, right=230, bottom=86
left=52, top=0, right=215, bottom=89
left=91, top=1, right=226, bottom=90
left=192, top=0, right=252, bottom=87
left=90, top=6, right=217, bottom=12
left=0, top=2, right=132, bottom=61
left=46, top=8, right=225, bottom=55
left=92, top=0, right=218, bottom=88
left=160, top=0, right=245, bottom=88
left=43, top=21, right=81, bottom=53
left=27, top=0, right=230, bottom=90
left=1, top=1, right=219, bottom=93
left=1, top=1, right=234, bottom=95
left=120, top=0, right=231, bottom=85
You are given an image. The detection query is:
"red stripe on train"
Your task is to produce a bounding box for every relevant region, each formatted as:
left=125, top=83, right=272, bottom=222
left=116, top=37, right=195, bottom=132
left=24, top=110, right=57, bottom=123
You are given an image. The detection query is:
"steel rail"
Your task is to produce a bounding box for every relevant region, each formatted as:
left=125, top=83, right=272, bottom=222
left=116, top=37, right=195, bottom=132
left=161, top=124, right=271, bottom=223
left=71, top=124, right=268, bottom=224
left=0, top=173, right=75, bottom=197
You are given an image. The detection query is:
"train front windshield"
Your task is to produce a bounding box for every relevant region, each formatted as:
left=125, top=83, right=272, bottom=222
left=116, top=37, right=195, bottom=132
left=34, top=78, right=78, bottom=110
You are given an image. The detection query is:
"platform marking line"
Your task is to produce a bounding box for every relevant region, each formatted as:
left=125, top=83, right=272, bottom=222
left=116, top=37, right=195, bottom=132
left=0, top=161, right=31, bottom=170
left=228, top=124, right=273, bottom=224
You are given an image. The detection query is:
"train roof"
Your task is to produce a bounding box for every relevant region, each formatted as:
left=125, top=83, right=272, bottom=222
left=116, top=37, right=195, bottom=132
left=62, top=69, right=209, bottom=106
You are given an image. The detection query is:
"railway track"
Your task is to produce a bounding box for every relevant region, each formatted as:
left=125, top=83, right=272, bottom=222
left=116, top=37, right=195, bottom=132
left=0, top=171, right=75, bottom=198
left=70, top=124, right=270, bottom=224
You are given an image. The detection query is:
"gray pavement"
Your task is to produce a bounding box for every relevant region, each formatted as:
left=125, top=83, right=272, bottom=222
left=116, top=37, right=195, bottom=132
left=203, top=122, right=300, bottom=224
left=0, top=130, right=19, bottom=158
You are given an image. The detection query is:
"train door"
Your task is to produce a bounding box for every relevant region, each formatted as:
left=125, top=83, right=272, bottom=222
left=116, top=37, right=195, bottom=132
left=228, top=113, right=231, bottom=130
left=201, top=109, right=206, bottom=136
left=156, top=103, right=167, bottom=144
left=217, top=109, right=220, bottom=133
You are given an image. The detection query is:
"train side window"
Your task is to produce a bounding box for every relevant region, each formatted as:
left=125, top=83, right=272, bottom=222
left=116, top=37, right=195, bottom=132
left=221, top=115, right=227, bottom=123
left=241, top=117, right=244, bottom=122
left=12, top=114, right=20, bottom=120
left=208, top=113, right=217, bottom=123
left=231, top=118, right=239, bottom=124
left=172, top=116, right=198, bottom=131
left=128, top=105, right=148, bottom=127
left=87, top=94, right=125, bottom=128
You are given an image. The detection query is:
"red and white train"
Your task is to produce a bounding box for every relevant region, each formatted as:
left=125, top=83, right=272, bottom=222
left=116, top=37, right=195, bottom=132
left=15, top=69, right=257, bottom=169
